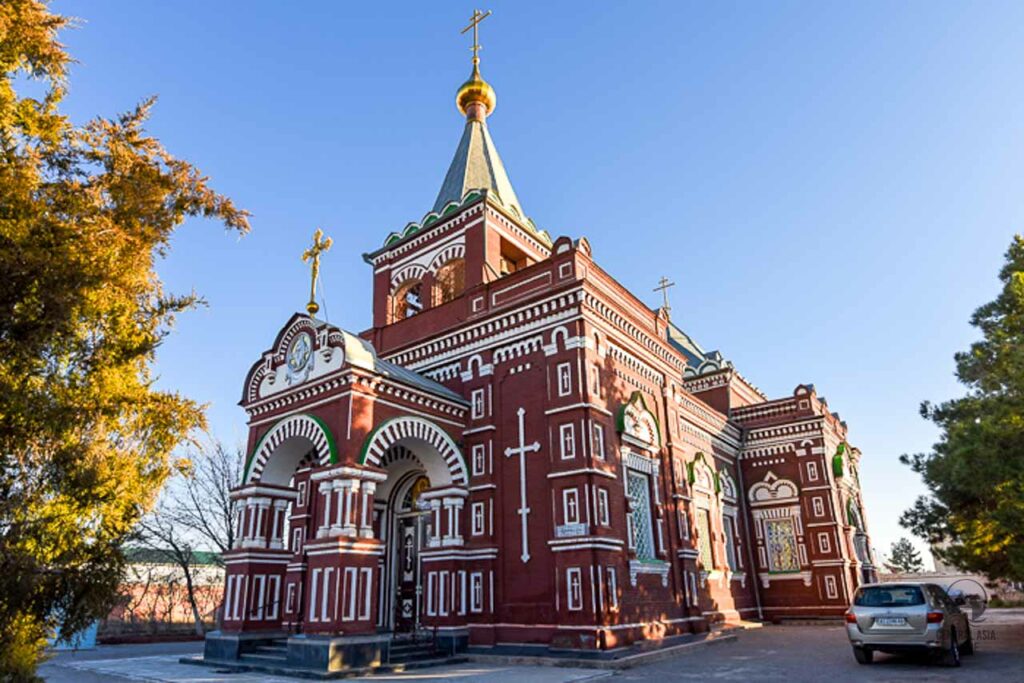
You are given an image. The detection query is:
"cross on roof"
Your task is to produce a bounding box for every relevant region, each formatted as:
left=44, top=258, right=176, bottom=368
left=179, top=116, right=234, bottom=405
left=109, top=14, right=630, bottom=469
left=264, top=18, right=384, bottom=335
left=654, top=276, right=676, bottom=321
left=302, top=228, right=332, bottom=316
left=461, top=9, right=492, bottom=65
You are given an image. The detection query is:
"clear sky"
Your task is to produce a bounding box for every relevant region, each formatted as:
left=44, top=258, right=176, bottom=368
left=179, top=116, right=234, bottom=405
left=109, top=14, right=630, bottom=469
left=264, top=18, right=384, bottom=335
left=54, top=1, right=1024, bottom=565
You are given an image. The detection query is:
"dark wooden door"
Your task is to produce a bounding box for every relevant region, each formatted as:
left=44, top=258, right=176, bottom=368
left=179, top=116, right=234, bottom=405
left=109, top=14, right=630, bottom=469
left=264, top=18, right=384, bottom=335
left=394, top=516, right=420, bottom=632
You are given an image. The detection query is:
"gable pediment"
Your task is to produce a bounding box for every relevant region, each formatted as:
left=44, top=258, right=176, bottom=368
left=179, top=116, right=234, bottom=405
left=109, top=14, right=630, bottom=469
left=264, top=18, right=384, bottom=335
left=242, top=314, right=376, bottom=404
left=616, top=391, right=661, bottom=449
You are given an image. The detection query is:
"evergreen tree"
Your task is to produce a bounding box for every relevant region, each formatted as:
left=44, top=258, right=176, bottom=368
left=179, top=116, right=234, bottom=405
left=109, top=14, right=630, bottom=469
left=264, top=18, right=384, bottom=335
left=0, top=2, right=248, bottom=676
left=901, top=236, right=1024, bottom=582
left=884, top=538, right=925, bottom=573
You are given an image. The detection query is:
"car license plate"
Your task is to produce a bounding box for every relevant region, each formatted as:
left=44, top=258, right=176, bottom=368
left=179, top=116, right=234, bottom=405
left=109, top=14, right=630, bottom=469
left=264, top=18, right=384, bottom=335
left=876, top=617, right=906, bottom=626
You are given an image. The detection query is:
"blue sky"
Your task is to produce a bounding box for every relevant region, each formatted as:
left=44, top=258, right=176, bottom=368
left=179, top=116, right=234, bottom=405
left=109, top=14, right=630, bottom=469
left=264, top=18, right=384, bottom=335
left=55, top=1, right=1024, bottom=564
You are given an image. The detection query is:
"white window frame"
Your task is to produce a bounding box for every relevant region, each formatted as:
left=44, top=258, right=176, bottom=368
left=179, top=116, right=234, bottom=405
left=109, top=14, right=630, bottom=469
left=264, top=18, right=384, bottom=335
left=566, top=567, right=583, bottom=611
left=591, top=365, right=601, bottom=396
left=818, top=531, right=832, bottom=554
left=439, top=570, right=449, bottom=616
left=696, top=506, right=715, bottom=569
left=253, top=574, right=265, bottom=620
left=807, top=461, right=819, bottom=482
left=592, top=423, right=605, bottom=460
left=308, top=568, right=321, bottom=622
left=472, top=444, right=486, bottom=476
left=723, top=513, right=739, bottom=571
left=597, top=487, right=610, bottom=526
left=679, top=508, right=690, bottom=540
left=563, top=488, right=580, bottom=525
left=626, top=469, right=656, bottom=561
left=606, top=566, right=618, bottom=610
left=322, top=567, right=335, bottom=622
left=471, top=501, right=485, bottom=536
left=557, top=362, right=572, bottom=397
left=825, top=574, right=839, bottom=599
left=286, top=582, right=296, bottom=614
left=470, top=572, right=483, bottom=613
left=359, top=567, right=373, bottom=620
left=267, top=575, right=281, bottom=620
left=812, top=496, right=825, bottom=517
left=471, top=388, right=485, bottom=419
left=426, top=572, right=437, bottom=616
left=297, top=481, right=307, bottom=507
left=559, top=423, right=576, bottom=459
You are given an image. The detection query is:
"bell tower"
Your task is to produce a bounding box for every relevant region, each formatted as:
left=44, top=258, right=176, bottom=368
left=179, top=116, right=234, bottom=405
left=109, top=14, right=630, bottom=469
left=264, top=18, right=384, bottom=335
left=363, top=11, right=552, bottom=348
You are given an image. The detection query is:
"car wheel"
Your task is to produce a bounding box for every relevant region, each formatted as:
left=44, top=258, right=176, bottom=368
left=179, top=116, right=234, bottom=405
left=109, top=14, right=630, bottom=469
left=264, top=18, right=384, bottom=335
left=941, top=629, right=961, bottom=667
left=961, top=627, right=975, bottom=656
left=853, top=646, right=873, bottom=665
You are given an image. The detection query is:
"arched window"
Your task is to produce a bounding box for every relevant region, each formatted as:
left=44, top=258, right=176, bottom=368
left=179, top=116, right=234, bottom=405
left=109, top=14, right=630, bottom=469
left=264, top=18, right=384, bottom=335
left=434, top=258, right=465, bottom=305
left=393, top=280, right=423, bottom=321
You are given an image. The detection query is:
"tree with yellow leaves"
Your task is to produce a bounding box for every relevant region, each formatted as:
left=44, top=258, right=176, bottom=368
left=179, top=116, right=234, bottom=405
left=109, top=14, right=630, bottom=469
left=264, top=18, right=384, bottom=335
left=0, top=2, right=249, bottom=676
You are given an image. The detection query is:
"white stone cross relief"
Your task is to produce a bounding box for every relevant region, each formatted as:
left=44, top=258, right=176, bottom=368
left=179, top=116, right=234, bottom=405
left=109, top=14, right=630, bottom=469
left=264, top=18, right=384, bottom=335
left=504, top=406, right=541, bottom=563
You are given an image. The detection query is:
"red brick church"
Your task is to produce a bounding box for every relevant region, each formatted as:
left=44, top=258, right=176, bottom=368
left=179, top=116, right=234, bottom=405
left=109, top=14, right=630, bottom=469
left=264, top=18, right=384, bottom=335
left=205, top=18, right=876, bottom=673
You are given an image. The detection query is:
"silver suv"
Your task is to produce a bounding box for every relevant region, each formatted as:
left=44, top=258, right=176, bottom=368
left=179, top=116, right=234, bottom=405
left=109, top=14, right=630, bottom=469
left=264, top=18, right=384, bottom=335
left=844, top=582, right=973, bottom=666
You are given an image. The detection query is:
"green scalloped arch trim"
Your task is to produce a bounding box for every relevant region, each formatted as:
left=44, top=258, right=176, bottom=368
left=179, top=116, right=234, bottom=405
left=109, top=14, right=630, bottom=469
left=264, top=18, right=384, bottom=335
left=357, top=419, right=390, bottom=466
left=356, top=416, right=467, bottom=472
left=382, top=191, right=491, bottom=247
left=243, top=413, right=338, bottom=482
left=614, top=391, right=662, bottom=448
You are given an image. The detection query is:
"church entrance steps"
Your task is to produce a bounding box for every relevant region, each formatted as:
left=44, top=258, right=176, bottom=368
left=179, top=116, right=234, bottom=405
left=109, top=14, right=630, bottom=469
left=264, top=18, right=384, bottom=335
left=186, top=632, right=469, bottom=679
left=387, top=639, right=442, bottom=663
left=181, top=653, right=470, bottom=680
left=464, top=629, right=739, bottom=670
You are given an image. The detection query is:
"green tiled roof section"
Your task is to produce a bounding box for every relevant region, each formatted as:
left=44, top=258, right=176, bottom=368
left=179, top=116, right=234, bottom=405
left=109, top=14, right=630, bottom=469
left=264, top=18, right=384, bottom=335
left=125, top=547, right=222, bottom=566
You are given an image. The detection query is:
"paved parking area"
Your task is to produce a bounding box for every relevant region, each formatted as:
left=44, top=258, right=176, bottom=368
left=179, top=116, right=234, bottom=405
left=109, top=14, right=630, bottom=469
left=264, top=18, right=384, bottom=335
left=40, top=621, right=1024, bottom=682
left=618, top=624, right=1024, bottom=682
left=40, top=641, right=611, bottom=683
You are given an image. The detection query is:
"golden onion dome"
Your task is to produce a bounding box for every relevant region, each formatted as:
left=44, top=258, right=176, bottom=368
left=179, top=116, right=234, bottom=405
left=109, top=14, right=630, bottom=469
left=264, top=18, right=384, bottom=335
left=456, top=64, right=496, bottom=118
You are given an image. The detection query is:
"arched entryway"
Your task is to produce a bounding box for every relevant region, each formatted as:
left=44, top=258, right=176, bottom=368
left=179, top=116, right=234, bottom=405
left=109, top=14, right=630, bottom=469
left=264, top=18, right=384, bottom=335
left=245, top=413, right=335, bottom=485
left=362, top=417, right=468, bottom=634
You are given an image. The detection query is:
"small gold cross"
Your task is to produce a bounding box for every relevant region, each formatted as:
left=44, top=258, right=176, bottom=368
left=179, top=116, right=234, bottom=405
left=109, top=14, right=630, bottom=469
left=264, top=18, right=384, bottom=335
left=461, top=9, right=492, bottom=66
left=302, top=228, right=333, bottom=316
left=654, top=276, right=676, bottom=321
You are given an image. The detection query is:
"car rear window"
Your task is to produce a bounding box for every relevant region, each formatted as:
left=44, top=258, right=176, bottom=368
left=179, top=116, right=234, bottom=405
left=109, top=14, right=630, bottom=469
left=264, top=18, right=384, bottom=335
left=855, top=586, right=925, bottom=607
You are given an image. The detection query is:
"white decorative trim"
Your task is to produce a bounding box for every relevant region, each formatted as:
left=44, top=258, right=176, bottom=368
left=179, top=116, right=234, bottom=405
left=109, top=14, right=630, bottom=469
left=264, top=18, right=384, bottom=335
left=246, top=414, right=333, bottom=483
left=361, top=416, right=468, bottom=486
left=758, top=570, right=814, bottom=588
left=504, top=407, right=541, bottom=563
left=628, top=560, right=670, bottom=587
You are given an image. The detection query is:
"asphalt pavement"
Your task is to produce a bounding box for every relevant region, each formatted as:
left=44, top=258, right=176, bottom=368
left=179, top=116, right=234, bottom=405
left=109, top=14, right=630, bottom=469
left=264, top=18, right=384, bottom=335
left=39, top=621, right=1024, bottom=682
left=617, top=623, right=1024, bottom=682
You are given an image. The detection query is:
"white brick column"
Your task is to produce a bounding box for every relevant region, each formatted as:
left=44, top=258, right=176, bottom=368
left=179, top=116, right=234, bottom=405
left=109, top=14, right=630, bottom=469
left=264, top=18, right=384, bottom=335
left=318, top=481, right=333, bottom=538
left=343, top=480, right=360, bottom=537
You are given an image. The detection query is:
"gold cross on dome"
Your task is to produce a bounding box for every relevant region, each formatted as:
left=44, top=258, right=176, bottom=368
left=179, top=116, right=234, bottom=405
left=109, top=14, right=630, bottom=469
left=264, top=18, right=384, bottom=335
left=302, top=228, right=332, bottom=316
left=461, top=9, right=492, bottom=65
left=654, top=276, right=676, bottom=320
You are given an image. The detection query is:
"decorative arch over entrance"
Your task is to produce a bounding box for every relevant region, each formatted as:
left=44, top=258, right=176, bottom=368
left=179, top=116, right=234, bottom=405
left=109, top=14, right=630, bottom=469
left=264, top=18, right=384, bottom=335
left=359, top=416, right=468, bottom=487
left=245, top=413, right=336, bottom=485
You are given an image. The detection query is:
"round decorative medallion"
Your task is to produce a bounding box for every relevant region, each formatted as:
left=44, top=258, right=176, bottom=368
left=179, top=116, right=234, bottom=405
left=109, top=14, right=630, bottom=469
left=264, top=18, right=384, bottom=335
left=287, top=333, right=312, bottom=372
